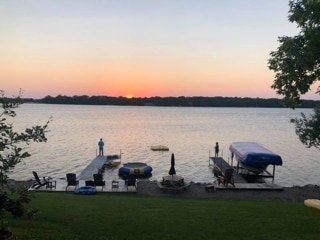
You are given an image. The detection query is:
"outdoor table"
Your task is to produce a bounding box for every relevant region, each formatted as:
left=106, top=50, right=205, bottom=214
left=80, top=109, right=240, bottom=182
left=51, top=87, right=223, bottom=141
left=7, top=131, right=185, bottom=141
left=205, top=184, right=215, bottom=192
left=46, top=180, right=56, bottom=190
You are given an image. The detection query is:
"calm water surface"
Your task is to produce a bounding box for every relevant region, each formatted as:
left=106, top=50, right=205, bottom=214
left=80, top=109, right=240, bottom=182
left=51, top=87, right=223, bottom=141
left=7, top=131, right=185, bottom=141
left=9, top=104, right=319, bottom=187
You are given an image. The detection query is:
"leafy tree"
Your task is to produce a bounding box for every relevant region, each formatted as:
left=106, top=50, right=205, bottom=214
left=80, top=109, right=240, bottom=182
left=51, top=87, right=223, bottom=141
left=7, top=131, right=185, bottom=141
left=268, top=0, right=320, bottom=149
left=292, top=107, right=320, bottom=149
left=0, top=90, right=50, bottom=236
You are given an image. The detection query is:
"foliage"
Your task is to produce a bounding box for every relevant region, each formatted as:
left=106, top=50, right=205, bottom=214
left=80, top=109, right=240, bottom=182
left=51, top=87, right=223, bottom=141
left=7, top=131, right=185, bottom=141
left=268, top=0, right=320, bottom=149
left=292, top=107, right=320, bottom=149
left=0, top=90, right=49, bottom=231
left=268, top=0, right=320, bottom=108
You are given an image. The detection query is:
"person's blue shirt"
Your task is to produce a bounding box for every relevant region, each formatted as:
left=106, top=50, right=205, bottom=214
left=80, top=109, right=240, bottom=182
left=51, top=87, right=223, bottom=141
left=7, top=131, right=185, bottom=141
left=98, top=138, right=104, bottom=155
left=98, top=139, right=104, bottom=148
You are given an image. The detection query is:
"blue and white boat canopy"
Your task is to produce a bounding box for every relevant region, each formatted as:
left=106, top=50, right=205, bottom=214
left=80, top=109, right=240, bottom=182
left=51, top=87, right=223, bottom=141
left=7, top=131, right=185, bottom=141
left=229, top=142, right=283, bottom=166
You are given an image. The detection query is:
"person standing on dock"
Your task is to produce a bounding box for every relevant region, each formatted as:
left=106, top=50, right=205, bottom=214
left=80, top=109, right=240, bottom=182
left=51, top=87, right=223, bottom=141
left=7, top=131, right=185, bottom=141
left=215, top=142, right=219, bottom=158
left=98, top=138, right=104, bottom=156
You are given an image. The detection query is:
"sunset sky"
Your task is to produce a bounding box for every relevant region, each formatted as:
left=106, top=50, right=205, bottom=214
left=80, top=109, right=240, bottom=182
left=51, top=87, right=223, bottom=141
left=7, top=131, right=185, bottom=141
left=1, top=0, right=319, bottom=99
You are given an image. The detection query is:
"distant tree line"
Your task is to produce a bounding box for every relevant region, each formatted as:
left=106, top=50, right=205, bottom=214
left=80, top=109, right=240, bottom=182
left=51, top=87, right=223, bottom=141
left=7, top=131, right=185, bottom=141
left=23, top=95, right=320, bottom=108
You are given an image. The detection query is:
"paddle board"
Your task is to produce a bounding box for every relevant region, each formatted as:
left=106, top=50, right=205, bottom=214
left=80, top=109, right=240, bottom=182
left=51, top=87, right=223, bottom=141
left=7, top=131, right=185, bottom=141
left=304, top=199, right=320, bottom=210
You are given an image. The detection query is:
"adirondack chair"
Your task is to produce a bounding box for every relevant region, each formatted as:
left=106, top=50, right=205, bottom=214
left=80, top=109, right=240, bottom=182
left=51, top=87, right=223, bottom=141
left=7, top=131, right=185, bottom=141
left=93, top=173, right=105, bottom=191
left=65, top=173, right=79, bottom=190
left=32, top=171, right=50, bottom=189
left=218, top=168, right=235, bottom=187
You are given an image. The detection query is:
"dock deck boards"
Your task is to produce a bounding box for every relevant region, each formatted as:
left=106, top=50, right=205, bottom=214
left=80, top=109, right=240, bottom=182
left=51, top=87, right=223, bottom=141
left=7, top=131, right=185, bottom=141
left=215, top=182, right=283, bottom=190
left=210, top=157, right=283, bottom=190
left=29, top=155, right=283, bottom=193
left=29, top=178, right=137, bottom=193
left=211, top=157, right=247, bottom=184
left=78, top=156, right=106, bottom=180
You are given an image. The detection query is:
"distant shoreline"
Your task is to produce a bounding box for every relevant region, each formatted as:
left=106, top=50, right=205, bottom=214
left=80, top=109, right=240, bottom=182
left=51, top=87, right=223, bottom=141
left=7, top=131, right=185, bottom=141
left=21, top=95, right=320, bottom=108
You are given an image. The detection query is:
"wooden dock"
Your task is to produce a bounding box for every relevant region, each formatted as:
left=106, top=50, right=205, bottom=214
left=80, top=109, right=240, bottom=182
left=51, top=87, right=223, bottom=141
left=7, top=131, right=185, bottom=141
left=211, top=157, right=247, bottom=184
left=210, top=157, right=283, bottom=190
left=215, top=183, right=283, bottom=190
left=30, top=154, right=131, bottom=193
left=78, top=154, right=122, bottom=181
left=78, top=156, right=106, bottom=180
left=31, top=154, right=283, bottom=192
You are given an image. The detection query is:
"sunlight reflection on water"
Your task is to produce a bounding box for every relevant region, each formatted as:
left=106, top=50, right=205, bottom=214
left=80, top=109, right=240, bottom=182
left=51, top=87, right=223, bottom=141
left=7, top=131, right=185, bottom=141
left=9, top=104, right=319, bottom=187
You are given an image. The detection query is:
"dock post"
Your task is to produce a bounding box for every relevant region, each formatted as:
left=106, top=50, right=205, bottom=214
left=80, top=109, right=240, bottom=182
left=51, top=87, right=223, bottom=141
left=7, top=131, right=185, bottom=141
left=272, top=165, right=275, bottom=182
left=208, top=150, right=210, bottom=166
left=236, top=161, right=240, bottom=173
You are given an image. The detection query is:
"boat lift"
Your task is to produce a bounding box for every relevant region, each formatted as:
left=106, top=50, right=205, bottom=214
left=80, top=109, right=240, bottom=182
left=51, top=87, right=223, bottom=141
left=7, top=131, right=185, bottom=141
left=209, top=149, right=279, bottom=183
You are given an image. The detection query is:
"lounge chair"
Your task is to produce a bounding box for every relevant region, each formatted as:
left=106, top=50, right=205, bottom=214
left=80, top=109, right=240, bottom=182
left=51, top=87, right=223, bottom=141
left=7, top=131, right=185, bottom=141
left=218, top=168, right=235, bottom=187
left=93, top=173, right=105, bottom=191
left=31, top=171, right=50, bottom=189
left=65, top=173, right=79, bottom=190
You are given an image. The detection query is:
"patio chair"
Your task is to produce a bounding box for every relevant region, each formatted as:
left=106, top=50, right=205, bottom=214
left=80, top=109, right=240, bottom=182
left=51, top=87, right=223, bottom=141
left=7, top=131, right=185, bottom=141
left=65, top=173, right=79, bottom=190
left=126, top=176, right=137, bottom=191
left=93, top=173, right=105, bottom=191
left=112, top=180, right=119, bottom=191
left=31, top=171, right=50, bottom=189
left=218, top=168, right=235, bottom=187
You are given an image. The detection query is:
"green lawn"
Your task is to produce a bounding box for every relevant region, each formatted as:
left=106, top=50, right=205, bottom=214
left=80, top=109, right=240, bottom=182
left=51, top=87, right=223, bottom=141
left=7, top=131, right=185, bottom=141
left=8, top=192, right=320, bottom=240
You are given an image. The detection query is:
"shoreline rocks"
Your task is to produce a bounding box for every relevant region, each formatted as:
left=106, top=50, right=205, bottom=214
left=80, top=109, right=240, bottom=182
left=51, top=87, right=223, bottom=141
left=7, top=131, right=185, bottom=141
left=3, top=180, right=319, bottom=202
left=136, top=181, right=320, bottom=202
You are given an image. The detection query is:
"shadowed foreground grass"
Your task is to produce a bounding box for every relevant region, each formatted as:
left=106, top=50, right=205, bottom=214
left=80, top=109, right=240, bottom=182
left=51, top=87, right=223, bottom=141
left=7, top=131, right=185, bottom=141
left=9, top=192, right=320, bottom=240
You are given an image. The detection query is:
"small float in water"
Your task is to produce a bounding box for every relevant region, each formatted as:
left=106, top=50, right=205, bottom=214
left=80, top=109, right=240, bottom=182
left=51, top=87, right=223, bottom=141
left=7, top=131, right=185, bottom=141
left=118, top=162, right=153, bottom=179
left=105, top=160, right=121, bottom=169
left=151, top=145, right=169, bottom=151
left=105, top=154, right=122, bottom=169
left=106, top=154, right=121, bottom=161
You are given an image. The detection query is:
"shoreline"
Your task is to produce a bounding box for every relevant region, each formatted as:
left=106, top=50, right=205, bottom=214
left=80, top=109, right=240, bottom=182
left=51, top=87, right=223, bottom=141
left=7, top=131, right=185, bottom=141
left=5, top=180, right=320, bottom=202
left=136, top=181, right=320, bottom=202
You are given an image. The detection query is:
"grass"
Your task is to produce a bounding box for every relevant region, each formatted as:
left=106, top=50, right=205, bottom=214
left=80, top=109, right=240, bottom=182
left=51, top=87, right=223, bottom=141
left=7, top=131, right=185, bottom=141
left=8, top=192, right=320, bottom=240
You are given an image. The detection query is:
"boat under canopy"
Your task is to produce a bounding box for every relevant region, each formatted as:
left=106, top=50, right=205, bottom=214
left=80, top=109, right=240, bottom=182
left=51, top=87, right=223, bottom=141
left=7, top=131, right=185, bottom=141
left=229, top=142, right=282, bottom=173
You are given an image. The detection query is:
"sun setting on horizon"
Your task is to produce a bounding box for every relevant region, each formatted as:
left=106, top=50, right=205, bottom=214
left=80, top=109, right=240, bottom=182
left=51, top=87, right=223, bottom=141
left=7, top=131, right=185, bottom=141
left=1, top=1, right=319, bottom=100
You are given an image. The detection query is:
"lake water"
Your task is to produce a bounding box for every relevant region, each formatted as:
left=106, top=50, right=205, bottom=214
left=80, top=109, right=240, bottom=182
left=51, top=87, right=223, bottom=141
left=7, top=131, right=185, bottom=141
left=8, top=104, right=320, bottom=187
